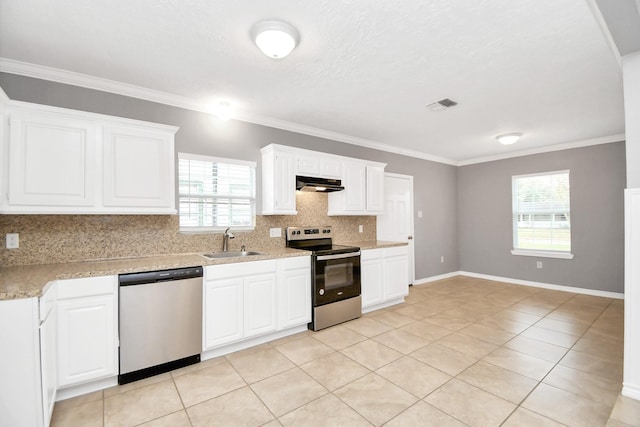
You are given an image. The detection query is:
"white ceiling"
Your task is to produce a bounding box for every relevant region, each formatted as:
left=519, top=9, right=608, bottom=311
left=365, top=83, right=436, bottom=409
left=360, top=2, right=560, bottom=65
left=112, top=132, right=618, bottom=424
left=0, top=0, right=629, bottom=164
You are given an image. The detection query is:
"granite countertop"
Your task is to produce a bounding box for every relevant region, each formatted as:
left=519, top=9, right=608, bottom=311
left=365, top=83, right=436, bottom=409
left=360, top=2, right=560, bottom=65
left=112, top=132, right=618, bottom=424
left=0, top=247, right=308, bottom=301
left=0, top=241, right=407, bottom=301
left=340, top=240, right=409, bottom=250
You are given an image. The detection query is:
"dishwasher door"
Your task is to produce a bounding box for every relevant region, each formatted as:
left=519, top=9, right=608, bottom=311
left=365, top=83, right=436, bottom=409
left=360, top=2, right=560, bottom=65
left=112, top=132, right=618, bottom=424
left=119, top=274, right=202, bottom=383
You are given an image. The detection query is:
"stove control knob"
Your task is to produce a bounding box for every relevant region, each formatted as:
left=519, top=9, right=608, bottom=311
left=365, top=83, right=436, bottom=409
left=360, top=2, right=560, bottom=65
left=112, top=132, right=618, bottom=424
left=319, top=289, right=325, bottom=295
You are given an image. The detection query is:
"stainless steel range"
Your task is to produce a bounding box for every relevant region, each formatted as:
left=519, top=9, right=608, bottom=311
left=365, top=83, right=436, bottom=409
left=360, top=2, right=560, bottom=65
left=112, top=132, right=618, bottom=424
left=286, top=226, right=361, bottom=331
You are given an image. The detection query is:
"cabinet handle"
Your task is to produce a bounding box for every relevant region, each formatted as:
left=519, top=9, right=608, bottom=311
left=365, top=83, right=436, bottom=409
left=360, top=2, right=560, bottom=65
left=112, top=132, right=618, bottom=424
left=408, top=236, right=413, bottom=240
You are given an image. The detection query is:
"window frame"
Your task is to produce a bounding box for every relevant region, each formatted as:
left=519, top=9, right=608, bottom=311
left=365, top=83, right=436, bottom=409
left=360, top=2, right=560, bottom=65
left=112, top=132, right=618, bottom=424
left=177, top=152, right=256, bottom=233
left=510, top=170, right=574, bottom=259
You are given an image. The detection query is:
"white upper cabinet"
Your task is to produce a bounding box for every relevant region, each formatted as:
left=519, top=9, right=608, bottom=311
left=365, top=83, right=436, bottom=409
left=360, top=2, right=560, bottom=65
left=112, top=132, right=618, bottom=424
left=261, top=145, right=297, bottom=215
left=1, top=102, right=177, bottom=214
left=261, top=143, right=386, bottom=216
left=8, top=111, right=96, bottom=208
left=297, top=154, right=341, bottom=178
left=103, top=124, right=175, bottom=210
left=366, top=165, right=385, bottom=213
left=328, top=160, right=386, bottom=216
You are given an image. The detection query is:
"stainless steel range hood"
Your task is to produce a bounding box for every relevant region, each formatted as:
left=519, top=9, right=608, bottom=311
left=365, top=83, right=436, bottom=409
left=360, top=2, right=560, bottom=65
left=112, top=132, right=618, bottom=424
left=296, top=175, right=344, bottom=192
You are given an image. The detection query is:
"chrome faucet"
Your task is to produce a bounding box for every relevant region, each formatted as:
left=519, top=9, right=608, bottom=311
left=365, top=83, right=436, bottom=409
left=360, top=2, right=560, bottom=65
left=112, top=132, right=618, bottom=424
left=222, top=227, right=235, bottom=252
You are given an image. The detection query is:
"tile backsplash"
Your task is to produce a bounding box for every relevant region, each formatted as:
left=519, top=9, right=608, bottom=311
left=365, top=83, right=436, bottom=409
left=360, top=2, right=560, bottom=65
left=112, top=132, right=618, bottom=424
left=0, top=192, right=376, bottom=267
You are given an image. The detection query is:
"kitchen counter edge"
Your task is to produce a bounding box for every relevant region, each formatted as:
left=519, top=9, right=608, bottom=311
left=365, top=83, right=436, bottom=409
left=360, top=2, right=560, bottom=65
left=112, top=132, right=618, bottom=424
left=0, top=248, right=310, bottom=301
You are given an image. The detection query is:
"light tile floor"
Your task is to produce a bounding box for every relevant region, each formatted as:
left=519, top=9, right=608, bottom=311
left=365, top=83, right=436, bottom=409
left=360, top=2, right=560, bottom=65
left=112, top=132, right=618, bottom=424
left=51, top=276, right=640, bottom=427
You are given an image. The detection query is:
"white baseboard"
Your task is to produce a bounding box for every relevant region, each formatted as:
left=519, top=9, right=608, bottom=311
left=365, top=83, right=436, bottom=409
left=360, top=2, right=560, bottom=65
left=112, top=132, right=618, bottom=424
left=414, top=270, right=624, bottom=299
left=413, top=271, right=460, bottom=285
left=622, top=383, right=640, bottom=401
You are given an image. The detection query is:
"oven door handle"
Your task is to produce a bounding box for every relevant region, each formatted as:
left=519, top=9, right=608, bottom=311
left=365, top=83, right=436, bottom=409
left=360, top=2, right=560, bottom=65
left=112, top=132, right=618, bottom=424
left=316, top=251, right=361, bottom=261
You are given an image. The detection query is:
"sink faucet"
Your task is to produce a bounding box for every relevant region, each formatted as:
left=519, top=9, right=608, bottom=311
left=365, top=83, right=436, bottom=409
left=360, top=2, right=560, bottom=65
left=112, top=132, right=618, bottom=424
left=222, top=227, right=235, bottom=252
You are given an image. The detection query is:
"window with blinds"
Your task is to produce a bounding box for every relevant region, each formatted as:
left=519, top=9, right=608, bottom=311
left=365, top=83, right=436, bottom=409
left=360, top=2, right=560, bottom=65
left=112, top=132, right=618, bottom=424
left=512, top=170, right=571, bottom=256
left=178, top=153, right=256, bottom=231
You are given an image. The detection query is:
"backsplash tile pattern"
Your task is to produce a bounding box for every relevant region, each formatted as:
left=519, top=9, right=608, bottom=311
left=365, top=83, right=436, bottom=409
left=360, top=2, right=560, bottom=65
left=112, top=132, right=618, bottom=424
left=0, top=193, right=376, bottom=267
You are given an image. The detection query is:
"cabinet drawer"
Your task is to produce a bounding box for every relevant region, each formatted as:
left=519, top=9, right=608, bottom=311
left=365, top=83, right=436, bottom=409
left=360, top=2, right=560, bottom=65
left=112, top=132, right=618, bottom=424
left=361, top=248, right=384, bottom=261
left=384, top=245, right=408, bottom=257
left=280, top=256, right=311, bottom=270
left=205, top=260, right=277, bottom=280
left=57, top=276, right=117, bottom=300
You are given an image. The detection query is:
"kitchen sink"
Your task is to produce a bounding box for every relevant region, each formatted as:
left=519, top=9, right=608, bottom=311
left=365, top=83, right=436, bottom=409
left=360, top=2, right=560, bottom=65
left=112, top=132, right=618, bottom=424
left=202, top=251, right=266, bottom=259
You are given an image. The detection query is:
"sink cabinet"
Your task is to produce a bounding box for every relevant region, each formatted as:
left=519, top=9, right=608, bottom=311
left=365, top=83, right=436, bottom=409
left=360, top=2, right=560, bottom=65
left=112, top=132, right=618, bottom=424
left=203, top=256, right=311, bottom=352
left=204, top=260, right=278, bottom=349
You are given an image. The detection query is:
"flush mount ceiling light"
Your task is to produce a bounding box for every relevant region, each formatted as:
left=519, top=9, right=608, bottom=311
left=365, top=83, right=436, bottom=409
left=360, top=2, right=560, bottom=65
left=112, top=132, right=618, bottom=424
left=213, top=101, right=232, bottom=121
left=250, top=20, right=299, bottom=59
left=496, top=132, right=522, bottom=145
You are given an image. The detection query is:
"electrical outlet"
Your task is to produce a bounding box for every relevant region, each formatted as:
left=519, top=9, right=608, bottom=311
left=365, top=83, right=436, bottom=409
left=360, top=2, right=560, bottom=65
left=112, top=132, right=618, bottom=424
left=269, top=228, right=282, bottom=238
left=6, top=233, right=19, bottom=249
left=418, top=211, right=423, bottom=218
left=537, top=261, right=543, bottom=269
left=440, top=256, right=445, bottom=263
left=358, top=225, right=363, bottom=233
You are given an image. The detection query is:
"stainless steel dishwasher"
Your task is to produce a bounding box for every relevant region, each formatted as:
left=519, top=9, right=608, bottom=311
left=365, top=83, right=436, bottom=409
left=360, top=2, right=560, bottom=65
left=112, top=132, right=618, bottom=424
left=118, top=266, right=203, bottom=385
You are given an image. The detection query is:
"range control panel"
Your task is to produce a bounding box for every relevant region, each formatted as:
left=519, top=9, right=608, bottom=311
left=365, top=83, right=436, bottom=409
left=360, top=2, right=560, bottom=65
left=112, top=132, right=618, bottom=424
left=286, top=226, right=332, bottom=241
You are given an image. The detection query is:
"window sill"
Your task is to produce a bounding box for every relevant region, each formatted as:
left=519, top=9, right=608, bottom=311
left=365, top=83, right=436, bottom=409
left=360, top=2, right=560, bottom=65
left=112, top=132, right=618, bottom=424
left=511, top=249, right=574, bottom=259
left=180, top=226, right=256, bottom=234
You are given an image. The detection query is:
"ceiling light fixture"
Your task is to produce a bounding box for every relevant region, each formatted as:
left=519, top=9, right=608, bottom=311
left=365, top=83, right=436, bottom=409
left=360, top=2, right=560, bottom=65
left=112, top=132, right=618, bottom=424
left=496, top=132, right=522, bottom=145
left=250, top=20, right=299, bottom=59
left=214, top=101, right=232, bottom=121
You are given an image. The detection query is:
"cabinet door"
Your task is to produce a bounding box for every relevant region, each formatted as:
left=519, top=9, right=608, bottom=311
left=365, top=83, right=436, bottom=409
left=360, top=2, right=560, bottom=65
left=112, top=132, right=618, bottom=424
left=274, top=152, right=296, bottom=213
left=328, top=160, right=367, bottom=215
left=297, top=155, right=340, bottom=179
left=361, top=250, right=384, bottom=309
left=8, top=112, right=96, bottom=207
left=279, top=266, right=311, bottom=329
left=384, top=256, right=409, bottom=300
left=204, top=278, right=243, bottom=349
left=57, top=294, right=117, bottom=387
left=40, top=306, right=56, bottom=426
left=103, top=125, right=175, bottom=211
left=366, top=166, right=385, bottom=213
left=244, top=273, right=278, bottom=338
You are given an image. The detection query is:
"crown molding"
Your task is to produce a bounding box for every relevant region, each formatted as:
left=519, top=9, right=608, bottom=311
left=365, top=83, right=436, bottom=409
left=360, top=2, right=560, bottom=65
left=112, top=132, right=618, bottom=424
left=457, top=134, right=625, bottom=166
left=0, top=85, right=8, bottom=106
left=0, top=57, right=459, bottom=166
left=585, top=0, right=623, bottom=68
left=0, top=58, right=622, bottom=168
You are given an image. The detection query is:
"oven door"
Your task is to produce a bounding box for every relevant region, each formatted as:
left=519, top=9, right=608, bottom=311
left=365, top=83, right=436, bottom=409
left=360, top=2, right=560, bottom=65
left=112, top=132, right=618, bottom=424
left=313, top=252, right=361, bottom=306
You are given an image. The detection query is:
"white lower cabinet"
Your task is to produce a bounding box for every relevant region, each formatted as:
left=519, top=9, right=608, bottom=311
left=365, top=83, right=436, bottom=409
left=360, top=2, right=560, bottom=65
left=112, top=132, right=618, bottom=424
left=383, top=246, right=410, bottom=300
left=361, top=248, right=385, bottom=309
left=0, top=296, right=50, bottom=427
left=56, top=276, right=118, bottom=389
left=203, top=256, right=311, bottom=351
left=361, top=246, right=409, bottom=311
left=278, top=256, right=311, bottom=329
left=204, top=260, right=278, bottom=350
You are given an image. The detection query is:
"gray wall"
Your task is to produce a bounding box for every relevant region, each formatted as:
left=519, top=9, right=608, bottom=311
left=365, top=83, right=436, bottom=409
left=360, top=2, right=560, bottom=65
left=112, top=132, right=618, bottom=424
left=458, top=143, right=626, bottom=293
left=0, top=72, right=460, bottom=280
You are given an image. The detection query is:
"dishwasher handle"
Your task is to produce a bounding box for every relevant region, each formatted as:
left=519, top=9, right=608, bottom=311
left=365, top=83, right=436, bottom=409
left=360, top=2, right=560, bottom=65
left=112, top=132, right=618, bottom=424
left=119, top=266, right=203, bottom=286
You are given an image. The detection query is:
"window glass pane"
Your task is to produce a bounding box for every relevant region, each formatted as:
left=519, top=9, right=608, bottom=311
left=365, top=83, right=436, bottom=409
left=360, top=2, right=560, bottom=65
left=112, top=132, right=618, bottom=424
left=512, top=171, right=570, bottom=252
left=178, top=154, right=256, bottom=230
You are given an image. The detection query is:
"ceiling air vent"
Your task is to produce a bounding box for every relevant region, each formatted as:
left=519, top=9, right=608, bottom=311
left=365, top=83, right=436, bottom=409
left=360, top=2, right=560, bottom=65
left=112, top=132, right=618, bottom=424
left=426, top=98, right=458, bottom=111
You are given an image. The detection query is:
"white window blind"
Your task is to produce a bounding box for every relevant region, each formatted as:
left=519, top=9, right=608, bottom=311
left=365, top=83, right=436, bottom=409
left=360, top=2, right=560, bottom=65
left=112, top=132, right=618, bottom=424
left=512, top=170, right=571, bottom=256
left=178, top=153, right=256, bottom=232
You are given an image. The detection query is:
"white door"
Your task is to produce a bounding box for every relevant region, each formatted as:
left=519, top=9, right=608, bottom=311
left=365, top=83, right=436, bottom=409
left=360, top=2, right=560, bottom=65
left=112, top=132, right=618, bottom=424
left=203, top=278, right=243, bottom=349
left=377, top=173, right=415, bottom=284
